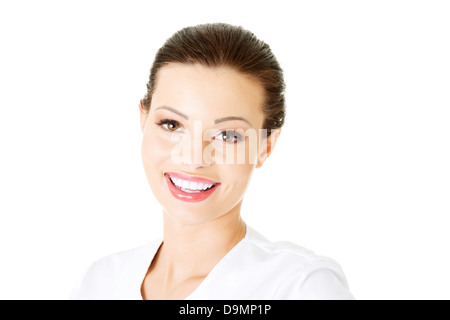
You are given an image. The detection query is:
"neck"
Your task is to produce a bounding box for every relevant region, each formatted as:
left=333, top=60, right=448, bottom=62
left=158, top=203, right=247, bottom=280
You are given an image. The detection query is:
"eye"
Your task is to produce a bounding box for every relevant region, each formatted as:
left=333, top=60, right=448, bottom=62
left=155, top=119, right=182, bottom=132
left=215, top=130, right=243, bottom=143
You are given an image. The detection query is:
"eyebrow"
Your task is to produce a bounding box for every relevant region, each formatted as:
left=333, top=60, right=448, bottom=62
left=155, top=105, right=252, bottom=126
left=214, top=116, right=252, bottom=126
left=155, top=106, right=189, bottom=120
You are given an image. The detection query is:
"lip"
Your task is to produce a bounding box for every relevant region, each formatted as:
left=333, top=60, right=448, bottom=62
left=164, top=172, right=220, bottom=203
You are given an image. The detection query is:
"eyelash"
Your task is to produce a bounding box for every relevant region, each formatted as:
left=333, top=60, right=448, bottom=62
left=217, top=130, right=244, bottom=144
left=155, top=119, right=182, bottom=132
left=154, top=119, right=243, bottom=144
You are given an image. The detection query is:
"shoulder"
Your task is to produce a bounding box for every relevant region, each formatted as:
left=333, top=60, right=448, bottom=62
left=242, top=227, right=354, bottom=299
left=70, top=239, right=161, bottom=300
left=84, top=242, right=152, bottom=278
left=244, top=227, right=342, bottom=270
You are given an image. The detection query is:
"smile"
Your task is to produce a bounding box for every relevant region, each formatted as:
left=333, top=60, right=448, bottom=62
left=164, top=172, right=220, bottom=202
left=170, top=176, right=216, bottom=193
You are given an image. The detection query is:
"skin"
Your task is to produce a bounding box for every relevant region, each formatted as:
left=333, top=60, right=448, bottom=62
left=139, top=63, right=280, bottom=300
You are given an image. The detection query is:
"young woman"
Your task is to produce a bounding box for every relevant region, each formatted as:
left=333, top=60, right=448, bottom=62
left=71, top=23, right=354, bottom=300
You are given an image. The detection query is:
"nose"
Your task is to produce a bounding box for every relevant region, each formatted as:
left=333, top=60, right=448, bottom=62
left=174, top=120, right=214, bottom=168
left=186, top=139, right=213, bottom=170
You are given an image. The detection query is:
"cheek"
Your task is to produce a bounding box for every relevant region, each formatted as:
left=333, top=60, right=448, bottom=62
left=220, top=164, right=255, bottom=193
left=141, top=130, right=173, bottom=172
left=211, top=136, right=261, bottom=165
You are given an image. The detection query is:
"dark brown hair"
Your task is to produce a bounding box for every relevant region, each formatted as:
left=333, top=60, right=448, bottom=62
left=141, top=23, right=285, bottom=136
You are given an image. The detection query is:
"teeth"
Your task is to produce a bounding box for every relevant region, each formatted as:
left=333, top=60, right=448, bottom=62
left=170, top=176, right=215, bottom=191
left=189, top=181, right=198, bottom=190
left=181, top=188, right=200, bottom=193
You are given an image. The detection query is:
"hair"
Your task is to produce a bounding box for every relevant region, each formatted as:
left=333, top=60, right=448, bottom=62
left=141, top=22, right=286, bottom=136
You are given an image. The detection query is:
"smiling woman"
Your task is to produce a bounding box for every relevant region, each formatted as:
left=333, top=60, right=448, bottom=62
left=70, top=23, right=354, bottom=300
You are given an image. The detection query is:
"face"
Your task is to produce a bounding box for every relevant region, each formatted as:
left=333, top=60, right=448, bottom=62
left=140, top=63, right=279, bottom=225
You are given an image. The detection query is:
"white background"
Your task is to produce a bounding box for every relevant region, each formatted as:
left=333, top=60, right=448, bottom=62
left=0, top=0, right=449, bottom=300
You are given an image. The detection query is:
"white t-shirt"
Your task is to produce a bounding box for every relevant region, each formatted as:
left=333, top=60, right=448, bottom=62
left=70, top=226, right=354, bottom=300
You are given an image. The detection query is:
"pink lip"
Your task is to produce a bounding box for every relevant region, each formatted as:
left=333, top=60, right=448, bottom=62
left=164, top=172, right=220, bottom=203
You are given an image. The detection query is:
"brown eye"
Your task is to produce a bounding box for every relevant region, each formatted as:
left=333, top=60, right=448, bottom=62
left=222, top=131, right=234, bottom=142
left=216, top=130, right=243, bottom=143
left=165, top=120, right=180, bottom=131
left=156, top=119, right=182, bottom=132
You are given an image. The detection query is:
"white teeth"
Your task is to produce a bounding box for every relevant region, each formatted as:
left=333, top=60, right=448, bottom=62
left=170, top=177, right=179, bottom=186
left=181, top=188, right=200, bottom=193
left=189, top=181, right=198, bottom=190
left=170, top=175, right=215, bottom=191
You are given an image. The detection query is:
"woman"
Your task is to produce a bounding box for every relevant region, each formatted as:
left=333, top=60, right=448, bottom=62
left=71, top=23, right=354, bottom=300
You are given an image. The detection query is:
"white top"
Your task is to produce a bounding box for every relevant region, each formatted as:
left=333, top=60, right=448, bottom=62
left=70, top=226, right=354, bottom=300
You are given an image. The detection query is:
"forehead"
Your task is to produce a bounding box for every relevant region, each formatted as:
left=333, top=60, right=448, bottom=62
left=151, top=63, right=265, bottom=125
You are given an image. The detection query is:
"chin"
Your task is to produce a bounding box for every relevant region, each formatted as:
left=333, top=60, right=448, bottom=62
left=162, top=206, right=225, bottom=225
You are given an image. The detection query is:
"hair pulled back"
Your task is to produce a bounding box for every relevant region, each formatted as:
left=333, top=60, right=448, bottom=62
left=142, top=23, right=285, bottom=136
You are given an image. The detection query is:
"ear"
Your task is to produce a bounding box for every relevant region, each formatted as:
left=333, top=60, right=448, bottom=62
left=139, top=100, right=149, bottom=133
left=256, top=128, right=281, bottom=168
